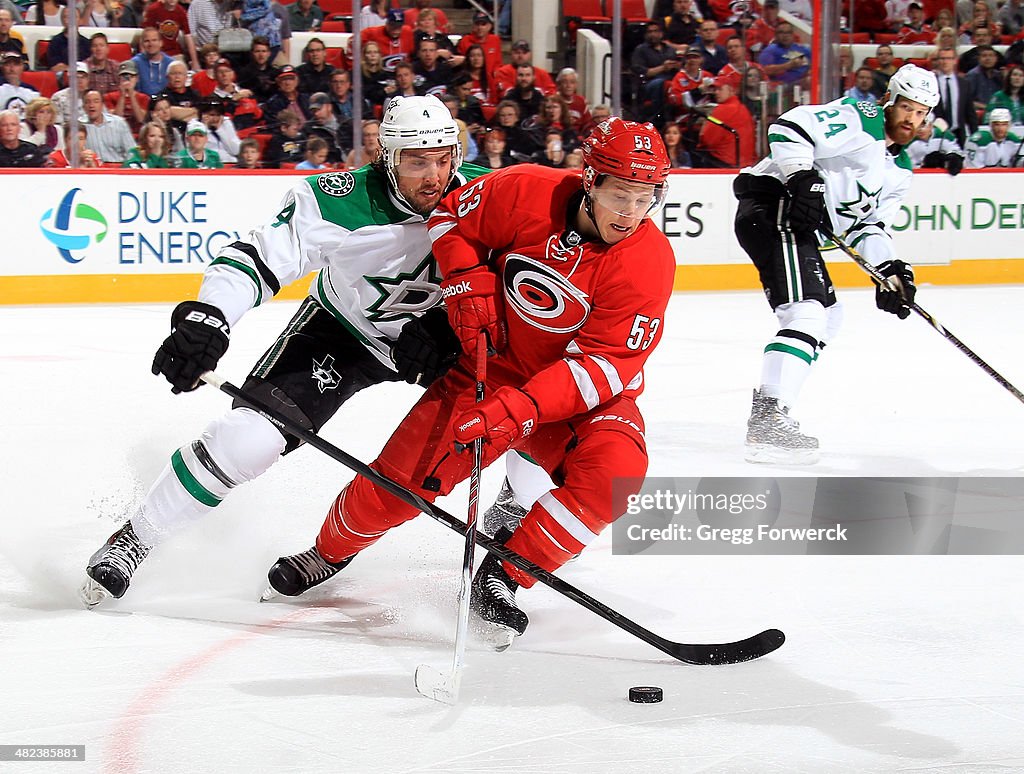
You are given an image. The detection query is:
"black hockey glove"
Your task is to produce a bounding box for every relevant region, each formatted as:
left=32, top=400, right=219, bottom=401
left=874, top=259, right=916, bottom=320
left=945, top=153, right=963, bottom=176
left=785, top=170, right=826, bottom=233
left=921, top=150, right=947, bottom=168
left=151, top=301, right=230, bottom=393
left=392, top=306, right=461, bottom=387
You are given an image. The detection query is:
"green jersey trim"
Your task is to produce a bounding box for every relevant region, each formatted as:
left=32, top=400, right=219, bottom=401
left=841, top=97, right=885, bottom=141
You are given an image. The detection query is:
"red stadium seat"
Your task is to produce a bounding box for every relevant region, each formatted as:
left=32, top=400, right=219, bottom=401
left=906, top=57, right=932, bottom=69
left=842, top=32, right=872, bottom=43
left=325, top=46, right=348, bottom=69
left=873, top=32, right=899, bottom=44
left=862, top=57, right=905, bottom=69
left=620, top=0, right=650, bottom=23
left=21, top=70, right=58, bottom=97
left=35, top=39, right=49, bottom=69
left=321, top=20, right=349, bottom=32
left=252, top=133, right=272, bottom=157
left=319, top=0, right=352, bottom=16
left=107, top=42, right=133, bottom=62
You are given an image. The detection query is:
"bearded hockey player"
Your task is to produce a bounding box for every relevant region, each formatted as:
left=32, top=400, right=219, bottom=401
left=82, top=95, right=489, bottom=607
left=733, top=63, right=939, bottom=465
left=265, top=117, right=676, bottom=645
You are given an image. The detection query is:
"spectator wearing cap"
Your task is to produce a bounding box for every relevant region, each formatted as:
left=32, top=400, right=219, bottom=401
left=491, top=39, right=556, bottom=104
left=746, top=0, right=789, bottom=55
left=199, top=98, right=240, bottom=161
left=132, top=27, right=175, bottom=97
left=695, top=73, right=755, bottom=167
left=405, top=0, right=448, bottom=34
left=759, top=22, right=811, bottom=86
left=83, top=89, right=135, bottom=162
left=629, top=21, right=681, bottom=121
left=44, top=7, right=91, bottom=74
left=965, top=107, right=1021, bottom=167
left=264, top=107, right=305, bottom=167
left=289, top=0, right=323, bottom=33
left=86, top=33, right=121, bottom=96
left=212, top=58, right=254, bottom=104
left=123, top=121, right=172, bottom=168
left=238, top=36, right=279, bottom=104
left=0, top=10, right=25, bottom=60
left=265, top=64, right=310, bottom=124
left=0, top=109, right=48, bottom=167
left=362, top=8, right=415, bottom=73
left=413, top=36, right=454, bottom=97
left=0, top=52, right=37, bottom=119
left=105, top=61, right=149, bottom=134
left=297, top=38, right=333, bottom=95
left=456, top=12, right=502, bottom=79
left=143, top=0, right=201, bottom=71
left=413, top=9, right=462, bottom=68
left=895, top=3, right=934, bottom=43
left=303, top=91, right=345, bottom=163
left=174, top=119, right=224, bottom=167
left=666, top=49, right=712, bottom=116
left=50, top=62, right=89, bottom=126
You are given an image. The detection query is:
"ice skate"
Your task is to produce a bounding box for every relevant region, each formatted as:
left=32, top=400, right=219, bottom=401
left=471, top=529, right=529, bottom=650
left=261, top=546, right=355, bottom=601
left=80, top=522, right=152, bottom=608
left=744, top=389, right=820, bottom=465
left=481, top=477, right=528, bottom=537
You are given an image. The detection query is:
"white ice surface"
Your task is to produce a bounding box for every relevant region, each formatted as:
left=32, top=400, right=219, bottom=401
left=2, top=286, right=1024, bottom=773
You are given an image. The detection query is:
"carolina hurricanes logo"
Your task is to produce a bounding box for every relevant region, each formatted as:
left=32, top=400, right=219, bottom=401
left=503, top=254, right=590, bottom=334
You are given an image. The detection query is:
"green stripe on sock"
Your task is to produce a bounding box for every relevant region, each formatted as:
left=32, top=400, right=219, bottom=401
left=171, top=449, right=222, bottom=507
left=764, top=342, right=815, bottom=364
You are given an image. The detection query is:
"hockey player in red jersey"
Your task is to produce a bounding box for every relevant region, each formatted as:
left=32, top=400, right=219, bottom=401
left=266, top=117, right=676, bottom=643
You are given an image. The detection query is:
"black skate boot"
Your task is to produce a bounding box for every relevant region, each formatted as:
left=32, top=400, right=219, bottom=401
left=471, top=529, right=529, bottom=649
left=481, top=477, right=528, bottom=537
left=744, top=389, right=819, bottom=465
left=261, top=547, right=355, bottom=601
left=80, top=522, right=152, bottom=608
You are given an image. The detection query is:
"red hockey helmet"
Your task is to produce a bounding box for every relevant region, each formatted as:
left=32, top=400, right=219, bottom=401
left=580, top=117, right=671, bottom=218
left=580, top=117, right=671, bottom=185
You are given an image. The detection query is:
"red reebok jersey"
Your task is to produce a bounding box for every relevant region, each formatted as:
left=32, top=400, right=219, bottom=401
left=428, top=166, right=675, bottom=423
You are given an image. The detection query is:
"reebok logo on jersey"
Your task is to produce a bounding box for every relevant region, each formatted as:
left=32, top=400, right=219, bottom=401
left=520, top=418, right=535, bottom=436
left=458, top=416, right=482, bottom=433
left=442, top=280, right=472, bottom=298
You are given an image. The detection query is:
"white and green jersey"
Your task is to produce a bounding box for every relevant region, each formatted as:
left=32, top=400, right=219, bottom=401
left=197, top=164, right=487, bottom=369
left=744, top=96, right=912, bottom=265
left=907, top=125, right=963, bottom=168
left=964, top=127, right=1024, bottom=168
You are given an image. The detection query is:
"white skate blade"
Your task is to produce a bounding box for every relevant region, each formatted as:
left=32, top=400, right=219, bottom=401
left=79, top=577, right=111, bottom=609
left=414, top=663, right=460, bottom=705
left=744, top=443, right=819, bottom=466
left=471, top=617, right=518, bottom=651
left=258, top=586, right=280, bottom=603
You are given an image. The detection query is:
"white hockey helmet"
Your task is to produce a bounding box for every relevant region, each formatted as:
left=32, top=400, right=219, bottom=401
left=378, top=95, right=462, bottom=207
left=989, top=107, right=1012, bottom=124
left=883, top=63, right=940, bottom=111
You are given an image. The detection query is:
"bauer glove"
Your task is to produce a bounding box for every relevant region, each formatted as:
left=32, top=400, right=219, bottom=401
left=785, top=169, right=826, bottom=233
left=440, top=266, right=507, bottom=357
left=391, top=307, right=461, bottom=386
left=874, top=259, right=916, bottom=320
left=453, top=387, right=538, bottom=454
left=152, top=301, right=230, bottom=393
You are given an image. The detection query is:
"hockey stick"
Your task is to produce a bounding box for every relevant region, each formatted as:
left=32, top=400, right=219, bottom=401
left=414, top=333, right=488, bottom=704
left=200, top=372, right=785, bottom=666
left=822, top=227, right=1024, bottom=406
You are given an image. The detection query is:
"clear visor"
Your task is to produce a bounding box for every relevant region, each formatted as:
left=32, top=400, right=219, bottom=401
left=395, top=148, right=456, bottom=179
left=589, top=178, right=667, bottom=218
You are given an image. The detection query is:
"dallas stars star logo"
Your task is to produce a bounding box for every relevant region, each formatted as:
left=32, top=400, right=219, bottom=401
left=835, top=182, right=882, bottom=225
left=312, top=354, right=341, bottom=393
left=364, top=255, right=443, bottom=323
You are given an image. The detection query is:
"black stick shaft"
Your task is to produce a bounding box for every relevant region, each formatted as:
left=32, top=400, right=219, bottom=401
left=200, top=372, right=784, bottom=665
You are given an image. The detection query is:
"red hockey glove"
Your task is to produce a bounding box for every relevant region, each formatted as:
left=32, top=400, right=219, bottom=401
left=453, top=387, right=538, bottom=453
left=440, top=266, right=506, bottom=357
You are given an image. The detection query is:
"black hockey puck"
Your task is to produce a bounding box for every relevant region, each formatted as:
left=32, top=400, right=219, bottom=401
left=628, top=686, right=663, bottom=703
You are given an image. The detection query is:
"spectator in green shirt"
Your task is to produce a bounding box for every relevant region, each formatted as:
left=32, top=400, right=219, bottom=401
left=174, top=119, right=224, bottom=168
left=123, top=121, right=171, bottom=168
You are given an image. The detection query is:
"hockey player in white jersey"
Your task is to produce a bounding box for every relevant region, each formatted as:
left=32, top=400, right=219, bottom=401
left=964, top=108, right=1024, bottom=168
left=907, top=116, right=964, bottom=174
left=733, top=64, right=939, bottom=464
left=81, top=95, right=489, bottom=606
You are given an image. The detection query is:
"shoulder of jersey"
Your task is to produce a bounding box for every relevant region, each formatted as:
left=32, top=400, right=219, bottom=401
left=838, top=97, right=886, bottom=141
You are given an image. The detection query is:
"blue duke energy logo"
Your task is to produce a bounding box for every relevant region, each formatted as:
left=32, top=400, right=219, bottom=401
left=39, top=188, right=108, bottom=263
